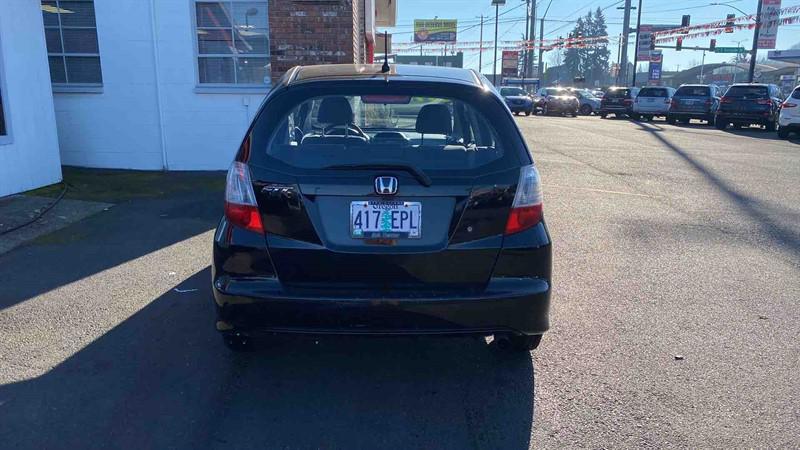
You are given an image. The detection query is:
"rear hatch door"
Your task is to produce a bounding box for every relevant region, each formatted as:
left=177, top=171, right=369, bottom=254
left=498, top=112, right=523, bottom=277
left=249, top=92, right=522, bottom=293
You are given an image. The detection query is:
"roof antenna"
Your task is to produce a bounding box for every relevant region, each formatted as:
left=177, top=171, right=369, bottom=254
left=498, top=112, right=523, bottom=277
left=381, top=31, right=390, bottom=73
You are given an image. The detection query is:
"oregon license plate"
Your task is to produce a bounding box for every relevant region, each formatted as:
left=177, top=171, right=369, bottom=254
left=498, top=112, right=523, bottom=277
left=350, top=201, right=422, bottom=239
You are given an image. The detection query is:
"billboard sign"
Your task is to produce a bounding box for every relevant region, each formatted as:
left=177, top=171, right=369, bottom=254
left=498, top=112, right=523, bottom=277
left=502, top=50, right=519, bottom=76
left=413, top=19, right=457, bottom=43
left=637, top=24, right=678, bottom=60
left=758, top=0, right=782, bottom=49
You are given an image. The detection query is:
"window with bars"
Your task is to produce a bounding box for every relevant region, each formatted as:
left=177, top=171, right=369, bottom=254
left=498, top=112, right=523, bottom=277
left=41, top=0, right=103, bottom=86
left=194, top=1, right=270, bottom=86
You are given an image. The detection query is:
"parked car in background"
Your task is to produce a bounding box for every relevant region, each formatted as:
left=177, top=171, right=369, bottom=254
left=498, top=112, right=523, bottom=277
left=778, top=85, right=800, bottom=139
left=536, top=87, right=580, bottom=116
left=599, top=86, right=640, bottom=118
left=715, top=83, right=782, bottom=131
left=570, top=88, right=602, bottom=115
left=212, top=64, right=552, bottom=353
left=632, top=86, right=675, bottom=121
left=667, top=84, right=721, bottom=125
left=500, top=86, right=534, bottom=116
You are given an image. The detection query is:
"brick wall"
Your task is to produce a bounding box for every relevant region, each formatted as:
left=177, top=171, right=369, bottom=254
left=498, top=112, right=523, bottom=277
left=269, top=0, right=361, bottom=83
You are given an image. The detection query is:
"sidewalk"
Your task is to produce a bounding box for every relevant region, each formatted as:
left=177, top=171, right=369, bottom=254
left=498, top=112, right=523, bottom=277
left=0, top=166, right=224, bottom=255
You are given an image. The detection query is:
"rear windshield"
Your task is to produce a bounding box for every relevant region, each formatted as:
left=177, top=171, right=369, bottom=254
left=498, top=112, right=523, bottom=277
left=266, top=95, right=504, bottom=170
left=725, top=86, right=768, bottom=99
left=546, top=88, right=571, bottom=96
left=638, top=88, right=669, bottom=98
left=500, top=87, right=526, bottom=96
left=675, top=86, right=710, bottom=97
left=605, top=88, right=630, bottom=98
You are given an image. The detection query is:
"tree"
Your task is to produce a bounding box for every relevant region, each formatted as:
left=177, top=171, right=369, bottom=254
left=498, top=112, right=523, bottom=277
left=562, top=8, right=611, bottom=85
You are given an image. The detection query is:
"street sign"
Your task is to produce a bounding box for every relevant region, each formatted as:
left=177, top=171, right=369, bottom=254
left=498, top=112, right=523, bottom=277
left=714, top=47, right=747, bottom=54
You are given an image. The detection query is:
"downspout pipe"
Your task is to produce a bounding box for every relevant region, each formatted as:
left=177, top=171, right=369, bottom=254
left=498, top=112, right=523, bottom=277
left=149, top=0, right=168, bottom=170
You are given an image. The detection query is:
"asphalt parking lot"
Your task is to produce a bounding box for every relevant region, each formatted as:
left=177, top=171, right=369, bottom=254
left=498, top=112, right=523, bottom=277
left=1, top=116, right=798, bottom=448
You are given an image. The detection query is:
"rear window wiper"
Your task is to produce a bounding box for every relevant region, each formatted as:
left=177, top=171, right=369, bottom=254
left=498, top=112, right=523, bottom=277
left=323, top=163, right=433, bottom=187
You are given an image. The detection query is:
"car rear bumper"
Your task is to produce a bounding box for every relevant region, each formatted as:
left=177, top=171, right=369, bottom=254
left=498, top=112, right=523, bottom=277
left=546, top=102, right=578, bottom=112
left=716, top=112, right=773, bottom=123
left=212, top=276, right=551, bottom=336
left=778, top=116, right=800, bottom=128
left=600, top=105, right=631, bottom=114
left=669, top=110, right=712, bottom=119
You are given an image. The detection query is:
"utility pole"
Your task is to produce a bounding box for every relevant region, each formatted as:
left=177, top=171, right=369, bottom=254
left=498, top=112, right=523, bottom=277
left=748, top=0, right=763, bottom=82
left=478, top=15, right=484, bottom=72
left=537, top=18, right=545, bottom=82
left=619, top=0, right=633, bottom=84
left=616, top=33, right=623, bottom=85
left=523, top=0, right=530, bottom=81
left=528, top=0, right=537, bottom=78
left=630, top=0, right=643, bottom=87
left=493, top=1, right=500, bottom=85
left=700, top=50, right=706, bottom=82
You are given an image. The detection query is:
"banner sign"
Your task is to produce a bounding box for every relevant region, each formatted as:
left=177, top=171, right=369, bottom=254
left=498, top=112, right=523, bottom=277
left=414, top=19, right=457, bottom=43
left=637, top=25, right=678, bottom=60
left=758, top=0, right=782, bottom=49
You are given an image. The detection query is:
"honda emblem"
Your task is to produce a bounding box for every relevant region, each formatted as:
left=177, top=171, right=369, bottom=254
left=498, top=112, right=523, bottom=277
left=375, top=176, right=398, bottom=195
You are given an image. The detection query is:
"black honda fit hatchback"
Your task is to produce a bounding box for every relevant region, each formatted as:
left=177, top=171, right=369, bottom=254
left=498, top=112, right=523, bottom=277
left=212, top=64, right=552, bottom=352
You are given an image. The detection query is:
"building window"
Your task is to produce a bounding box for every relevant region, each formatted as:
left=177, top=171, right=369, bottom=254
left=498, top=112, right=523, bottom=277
left=41, top=0, right=103, bottom=86
left=194, top=1, right=270, bottom=86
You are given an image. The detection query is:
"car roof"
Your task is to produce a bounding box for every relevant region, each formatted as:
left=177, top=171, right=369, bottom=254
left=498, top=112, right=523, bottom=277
left=285, top=64, right=483, bottom=87
left=729, top=83, right=770, bottom=87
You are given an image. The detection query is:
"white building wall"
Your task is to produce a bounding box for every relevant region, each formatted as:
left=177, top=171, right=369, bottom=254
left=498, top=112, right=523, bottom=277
left=0, top=0, right=62, bottom=197
left=54, top=0, right=268, bottom=171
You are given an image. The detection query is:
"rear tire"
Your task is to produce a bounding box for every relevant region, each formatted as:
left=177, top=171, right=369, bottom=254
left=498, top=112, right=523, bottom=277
left=580, top=104, right=592, bottom=115
left=525, top=109, right=531, bottom=116
left=667, top=115, right=676, bottom=125
left=715, top=119, right=728, bottom=130
left=630, top=113, right=641, bottom=121
left=498, top=334, right=543, bottom=352
left=765, top=120, right=776, bottom=132
left=778, top=127, right=790, bottom=139
left=599, top=112, right=607, bottom=119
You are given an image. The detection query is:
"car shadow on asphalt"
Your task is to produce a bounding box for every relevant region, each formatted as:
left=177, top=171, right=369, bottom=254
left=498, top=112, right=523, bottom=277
left=0, top=267, right=535, bottom=449
left=634, top=122, right=800, bottom=260
left=0, top=190, right=221, bottom=311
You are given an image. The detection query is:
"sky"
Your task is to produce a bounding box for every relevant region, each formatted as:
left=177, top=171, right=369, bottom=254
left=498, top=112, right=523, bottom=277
left=381, top=0, right=800, bottom=73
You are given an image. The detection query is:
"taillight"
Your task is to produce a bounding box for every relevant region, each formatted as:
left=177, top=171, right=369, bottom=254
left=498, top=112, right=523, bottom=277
left=755, top=98, right=771, bottom=105
left=624, top=98, right=633, bottom=105
left=783, top=102, right=798, bottom=108
left=721, top=97, right=733, bottom=104
left=224, top=161, right=264, bottom=233
left=670, top=98, right=678, bottom=107
left=505, top=165, right=543, bottom=235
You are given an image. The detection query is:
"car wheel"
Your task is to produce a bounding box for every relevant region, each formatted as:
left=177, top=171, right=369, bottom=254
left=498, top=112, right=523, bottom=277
left=778, top=127, right=790, bottom=139
left=525, top=109, right=531, bottom=116
left=497, top=334, right=543, bottom=352
left=630, top=113, right=641, bottom=121
left=580, top=104, right=592, bottom=115
left=667, top=116, right=676, bottom=125
left=543, top=104, right=549, bottom=116
left=715, top=119, right=728, bottom=130
left=765, top=120, right=776, bottom=132
left=222, top=332, right=253, bottom=352
left=600, top=112, right=607, bottom=119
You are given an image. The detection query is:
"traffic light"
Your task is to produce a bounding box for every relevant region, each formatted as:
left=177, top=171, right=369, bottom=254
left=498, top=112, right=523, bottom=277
left=725, top=13, right=735, bottom=33
left=676, top=37, right=683, bottom=51
left=649, top=39, right=656, bottom=51
left=681, top=15, right=691, bottom=33
left=710, top=39, right=716, bottom=51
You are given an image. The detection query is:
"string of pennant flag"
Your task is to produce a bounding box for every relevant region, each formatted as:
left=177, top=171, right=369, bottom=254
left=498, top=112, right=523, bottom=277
left=652, top=4, right=800, bottom=37
left=654, top=14, right=800, bottom=44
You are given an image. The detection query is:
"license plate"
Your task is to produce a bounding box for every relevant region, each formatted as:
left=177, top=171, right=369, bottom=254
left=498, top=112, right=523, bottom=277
left=350, top=201, right=422, bottom=239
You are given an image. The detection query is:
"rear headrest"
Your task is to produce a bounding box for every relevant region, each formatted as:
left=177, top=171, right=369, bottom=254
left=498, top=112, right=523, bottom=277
left=317, top=97, right=353, bottom=125
left=415, top=104, right=452, bottom=135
